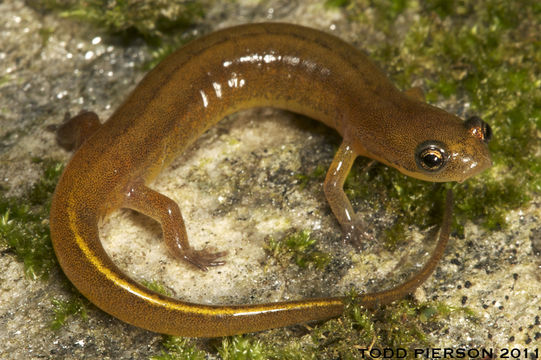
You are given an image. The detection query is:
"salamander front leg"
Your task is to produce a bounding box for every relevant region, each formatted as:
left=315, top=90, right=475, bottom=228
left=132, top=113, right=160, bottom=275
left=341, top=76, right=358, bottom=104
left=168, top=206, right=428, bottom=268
left=323, top=141, right=368, bottom=247
left=123, top=182, right=226, bottom=271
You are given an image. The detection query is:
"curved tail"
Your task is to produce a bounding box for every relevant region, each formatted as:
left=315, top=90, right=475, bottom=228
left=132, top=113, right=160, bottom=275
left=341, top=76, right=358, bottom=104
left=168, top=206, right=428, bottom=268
left=50, top=182, right=452, bottom=337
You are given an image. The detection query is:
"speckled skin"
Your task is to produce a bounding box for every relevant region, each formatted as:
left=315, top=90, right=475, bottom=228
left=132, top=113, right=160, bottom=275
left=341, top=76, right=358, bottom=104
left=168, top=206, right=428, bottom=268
left=49, top=23, right=491, bottom=337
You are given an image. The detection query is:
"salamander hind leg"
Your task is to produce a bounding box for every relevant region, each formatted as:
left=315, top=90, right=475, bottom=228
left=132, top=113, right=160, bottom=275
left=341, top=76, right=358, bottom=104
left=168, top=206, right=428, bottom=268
left=123, top=181, right=227, bottom=271
left=48, top=111, right=102, bottom=151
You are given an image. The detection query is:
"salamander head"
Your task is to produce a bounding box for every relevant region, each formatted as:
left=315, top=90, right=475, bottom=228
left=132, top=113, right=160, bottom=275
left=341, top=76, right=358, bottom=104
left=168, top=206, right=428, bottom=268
left=354, top=101, right=493, bottom=183
left=404, top=115, right=493, bottom=182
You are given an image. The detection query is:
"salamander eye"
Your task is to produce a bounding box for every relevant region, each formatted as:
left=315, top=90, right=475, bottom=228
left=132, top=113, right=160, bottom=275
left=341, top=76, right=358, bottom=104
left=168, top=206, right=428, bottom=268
left=415, top=141, right=447, bottom=172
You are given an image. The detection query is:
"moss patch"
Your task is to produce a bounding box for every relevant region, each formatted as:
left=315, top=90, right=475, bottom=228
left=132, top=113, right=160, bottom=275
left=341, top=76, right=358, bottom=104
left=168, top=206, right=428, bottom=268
left=28, top=0, right=207, bottom=66
left=0, top=158, right=63, bottom=279
left=50, top=296, right=88, bottom=330
left=151, top=336, right=207, bottom=360
left=0, top=158, right=92, bottom=329
left=141, top=280, right=172, bottom=297
left=265, top=229, right=332, bottom=270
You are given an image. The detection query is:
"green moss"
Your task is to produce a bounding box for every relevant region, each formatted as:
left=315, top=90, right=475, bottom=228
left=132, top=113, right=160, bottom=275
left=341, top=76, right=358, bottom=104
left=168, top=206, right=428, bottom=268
left=154, top=334, right=315, bottom=360
left=348, top=0, right=418, bottom=35
left=144, top=35, right=198, bottom=69
left=325, top=0, right=351, bottom=8
left=0, top=75, right=10, bottom=88
left=38, top=27, right=54, bottom=47
left=265, top=343, right=315, bottom=360
left=0, top=158, right=63, bottom=279
left=370, top=301, right=429, bottom=349
left=50, top=297, right=88, bottom=330
left=0, top=158, right=95, bottom=329
left=310, top=297, right=476, bottom=359
left=266, top=229, right=331, bottom=270
left=217, top=336, right=269, bottom=360
left=141, top=280, right=171, bottom=296
left=32, top=0, right=204, bottom=41
left=294, top=164, right=326, bottom=190
left=29, top=0, right=206, bottom=64
left=216, top=336, right=314, bottom=360
left=151, top=336, right=207, bottom=360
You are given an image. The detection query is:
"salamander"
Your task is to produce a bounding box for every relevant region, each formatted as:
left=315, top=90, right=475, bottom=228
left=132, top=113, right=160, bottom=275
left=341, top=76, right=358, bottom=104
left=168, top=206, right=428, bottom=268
left=49, top=23, right=492, bottom=337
